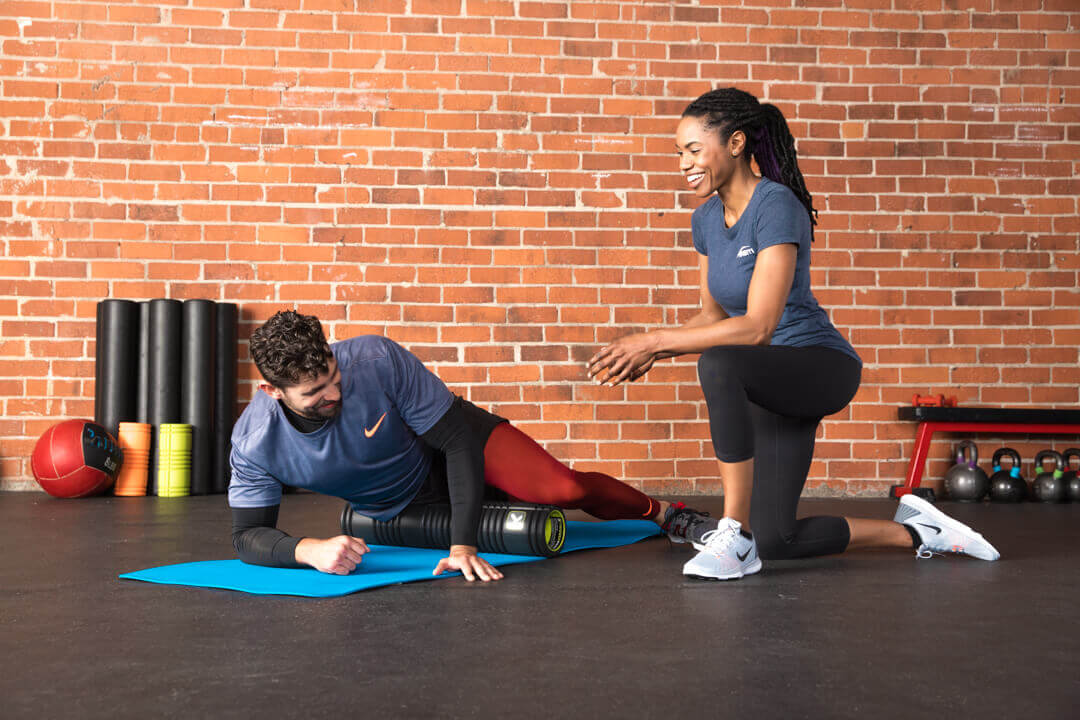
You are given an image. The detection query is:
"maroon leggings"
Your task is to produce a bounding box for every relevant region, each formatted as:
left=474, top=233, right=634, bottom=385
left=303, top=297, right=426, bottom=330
left=482, top=423, right=659, bottom=521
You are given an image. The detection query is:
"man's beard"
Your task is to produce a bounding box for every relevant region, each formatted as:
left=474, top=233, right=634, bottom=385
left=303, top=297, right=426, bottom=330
left=294, top=399, right=341, bottom=421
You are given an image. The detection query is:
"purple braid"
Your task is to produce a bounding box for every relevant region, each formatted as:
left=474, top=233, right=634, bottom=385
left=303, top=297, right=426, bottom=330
left=750, top=124, right=782, bottom=182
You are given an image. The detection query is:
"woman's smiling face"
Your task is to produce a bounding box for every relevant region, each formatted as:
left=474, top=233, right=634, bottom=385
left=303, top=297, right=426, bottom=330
left=675, top=114, right=742, bottom=198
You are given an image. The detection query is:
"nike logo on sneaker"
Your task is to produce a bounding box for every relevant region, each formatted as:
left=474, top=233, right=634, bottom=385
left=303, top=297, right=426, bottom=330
left=917, top=523, right=942, bottom=535
left=364, top=412, right=387, bottom=438
left=737, top=549, right=751, bottom=561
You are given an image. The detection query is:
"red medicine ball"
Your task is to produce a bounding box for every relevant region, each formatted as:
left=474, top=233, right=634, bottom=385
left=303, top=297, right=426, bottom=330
left=31, top=419, right=123, bottom=498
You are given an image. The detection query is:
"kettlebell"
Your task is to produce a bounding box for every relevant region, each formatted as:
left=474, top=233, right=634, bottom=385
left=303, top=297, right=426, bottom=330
left=988, top=447, right=1026, bottom=503
left=1031, top=450, right=1066, bottom=503
left=1062, top=448, right=1080, bottom=503
left=943, top=440, right=989, bottom=502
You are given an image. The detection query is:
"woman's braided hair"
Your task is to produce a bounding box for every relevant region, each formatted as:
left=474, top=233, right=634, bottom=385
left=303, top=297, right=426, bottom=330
left=683, top=87, right=818, bottom=238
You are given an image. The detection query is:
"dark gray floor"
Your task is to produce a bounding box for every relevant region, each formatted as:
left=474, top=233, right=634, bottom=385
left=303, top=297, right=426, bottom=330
left=2, top=491, right=1078, bottom=719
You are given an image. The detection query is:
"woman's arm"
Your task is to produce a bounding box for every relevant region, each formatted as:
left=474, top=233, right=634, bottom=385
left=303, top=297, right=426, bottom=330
left=652, top=255, right=730, bottom=358
left=612, top=258, right=727, bottom=376
left=653, top=243, right=796, bottom=355
left=588, top=246, right=796, bottom=385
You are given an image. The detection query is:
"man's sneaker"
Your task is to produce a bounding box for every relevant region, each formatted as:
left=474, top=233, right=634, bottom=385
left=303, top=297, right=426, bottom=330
left=894, top=493, right=1000, bottom=561
left=682, top=518, right=762, bottom=580
left=662, top=502, right=718, bottom=548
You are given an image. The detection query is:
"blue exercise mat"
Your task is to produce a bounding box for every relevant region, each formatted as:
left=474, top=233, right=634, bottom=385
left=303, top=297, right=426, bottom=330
left=119, top=520, right=662, bottom=597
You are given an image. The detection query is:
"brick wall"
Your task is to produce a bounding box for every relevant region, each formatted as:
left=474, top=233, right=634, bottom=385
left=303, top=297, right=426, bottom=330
left=2, top=0, right=1078, bottom=494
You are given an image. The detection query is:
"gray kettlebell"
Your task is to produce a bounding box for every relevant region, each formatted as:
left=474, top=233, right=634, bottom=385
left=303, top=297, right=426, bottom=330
left=988, top=447, right=1027, bottom=503
left=943, top=440, right=989, bottom=502
left=1062, top=448, right=1080, bottom=503
left=1031, top=450, right=1066, bottom=503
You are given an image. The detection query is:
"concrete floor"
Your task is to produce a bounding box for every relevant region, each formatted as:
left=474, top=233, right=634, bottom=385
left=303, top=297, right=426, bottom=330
left=1, top=491, right=1077, bottom=719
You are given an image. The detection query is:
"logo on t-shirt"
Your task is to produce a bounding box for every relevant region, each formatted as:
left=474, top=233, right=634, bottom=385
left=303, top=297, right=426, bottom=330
left=737, top=245, right=755, bottom=259
left=364, top=412, right=387, bottom=438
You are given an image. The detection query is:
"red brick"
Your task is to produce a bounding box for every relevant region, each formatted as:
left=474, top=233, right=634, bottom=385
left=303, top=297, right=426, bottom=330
left=0, top=2, right=1076, bottom=494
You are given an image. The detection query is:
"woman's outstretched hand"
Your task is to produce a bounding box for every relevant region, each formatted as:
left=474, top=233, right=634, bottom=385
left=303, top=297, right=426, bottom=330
left=586, top=332, right=660, bottom=386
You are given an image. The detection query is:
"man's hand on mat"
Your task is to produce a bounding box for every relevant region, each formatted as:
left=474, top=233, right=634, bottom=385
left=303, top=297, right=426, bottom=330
left=433, top=545, right=504, bottom=582
left=295, top=536, right=370, bottom=575
left=586, top=332, right=660, bottom=387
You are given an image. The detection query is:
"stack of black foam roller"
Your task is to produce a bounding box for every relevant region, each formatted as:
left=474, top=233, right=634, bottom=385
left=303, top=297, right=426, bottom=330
left=95, top=300, right=139, bottom=442
left=94, top=298, right=239, bottom=496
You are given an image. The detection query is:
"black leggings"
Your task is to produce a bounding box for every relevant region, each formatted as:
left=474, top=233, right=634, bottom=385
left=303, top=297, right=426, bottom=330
left=697, top=345, right=862, bottom=561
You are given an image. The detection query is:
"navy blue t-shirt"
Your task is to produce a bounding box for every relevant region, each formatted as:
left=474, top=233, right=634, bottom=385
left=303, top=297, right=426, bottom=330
left=228, top=335, right=455, bottom=519
left=691, top=178, right=861, bottom=364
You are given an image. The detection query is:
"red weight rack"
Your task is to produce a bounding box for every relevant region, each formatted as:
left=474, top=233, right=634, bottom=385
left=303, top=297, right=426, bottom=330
left=891, top=406, right=1080, bottom=498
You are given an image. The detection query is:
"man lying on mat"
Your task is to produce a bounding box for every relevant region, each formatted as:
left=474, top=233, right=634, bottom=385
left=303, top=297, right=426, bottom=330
left=229, top=310, right=713, bottom=582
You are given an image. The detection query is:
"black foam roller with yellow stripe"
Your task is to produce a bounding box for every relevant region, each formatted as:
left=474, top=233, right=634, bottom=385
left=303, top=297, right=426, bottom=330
left=340, top=502, right=567, bottom=557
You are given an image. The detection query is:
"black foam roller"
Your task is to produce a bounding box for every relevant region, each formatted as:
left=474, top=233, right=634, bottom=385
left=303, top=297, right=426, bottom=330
left=340, top=502, right=567, bottom=557
left=94, top=299, right=139, bottom=443
left=94, top=301, right=104, bottom=426
left=135, top=301, right=150, bottom=423
left=212, top=302, right=238, bottom=495
left=147, top=299, right=183, bottom=495
left=182, top=299, right=216, bottom=496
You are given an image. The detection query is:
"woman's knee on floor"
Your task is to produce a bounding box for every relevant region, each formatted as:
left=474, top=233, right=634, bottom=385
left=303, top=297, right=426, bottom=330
left=749, top=513, right=851, bottom=560
left=748, top=506, right=798, bottom=560
left=752, top=527, right=800, bottom=561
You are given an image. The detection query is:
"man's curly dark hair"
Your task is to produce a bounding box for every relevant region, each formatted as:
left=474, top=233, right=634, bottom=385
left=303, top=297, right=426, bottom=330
left=249, top=310, right=334, bottom=389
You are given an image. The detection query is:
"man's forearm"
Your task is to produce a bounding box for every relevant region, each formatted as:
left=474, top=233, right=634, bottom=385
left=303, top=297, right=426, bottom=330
left=232, top=505, right=306, bottom=568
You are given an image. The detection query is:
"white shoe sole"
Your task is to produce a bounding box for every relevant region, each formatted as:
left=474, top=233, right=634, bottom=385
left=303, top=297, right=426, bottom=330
left=683, top=557, right=762, bottom=581
left=898, top=494, right=1000, bottom=561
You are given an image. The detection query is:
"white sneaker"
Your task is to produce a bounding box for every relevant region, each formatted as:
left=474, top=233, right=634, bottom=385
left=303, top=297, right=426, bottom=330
left=682, top=518, right=762, bottom=580
left=894, top=494, right=1000, bottom=561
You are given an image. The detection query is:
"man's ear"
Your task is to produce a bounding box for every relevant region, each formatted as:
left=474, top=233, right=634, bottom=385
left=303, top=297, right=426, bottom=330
left=259, top=382, right=284, bottom=400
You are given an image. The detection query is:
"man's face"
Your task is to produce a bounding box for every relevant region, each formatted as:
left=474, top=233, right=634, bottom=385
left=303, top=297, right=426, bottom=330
left=262, top=358, right=342, bottom=421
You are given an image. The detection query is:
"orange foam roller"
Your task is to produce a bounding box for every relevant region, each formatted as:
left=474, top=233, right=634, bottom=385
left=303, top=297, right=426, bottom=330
left=118, top=422, right=152, bottom=451
left=114, top=422, right=152, bottom=496
left=114, top=463, right=148, bottom=496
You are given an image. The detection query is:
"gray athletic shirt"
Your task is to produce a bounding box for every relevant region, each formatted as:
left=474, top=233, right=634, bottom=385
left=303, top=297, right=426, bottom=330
left=228, top=335, right=455, bottom=518
left=691, top=178, right=861, bottom=364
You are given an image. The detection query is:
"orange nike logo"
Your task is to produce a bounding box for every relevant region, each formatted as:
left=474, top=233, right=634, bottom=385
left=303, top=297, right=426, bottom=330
left=364, top=412, right=387, bottom=438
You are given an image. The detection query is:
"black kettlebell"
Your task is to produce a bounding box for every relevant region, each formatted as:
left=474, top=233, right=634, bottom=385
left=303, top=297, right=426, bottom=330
left=1031, top=450, right=1066, bottom=503
left=943, top=440, right=989, bottom=502
left=988, top=447, right=1026, bottom=503
left=1062, top=448, right=1080, bottom=503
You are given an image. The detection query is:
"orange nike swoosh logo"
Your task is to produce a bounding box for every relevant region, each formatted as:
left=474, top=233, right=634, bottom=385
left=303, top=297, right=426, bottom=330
left=364, top=412, right=387, bottom=438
